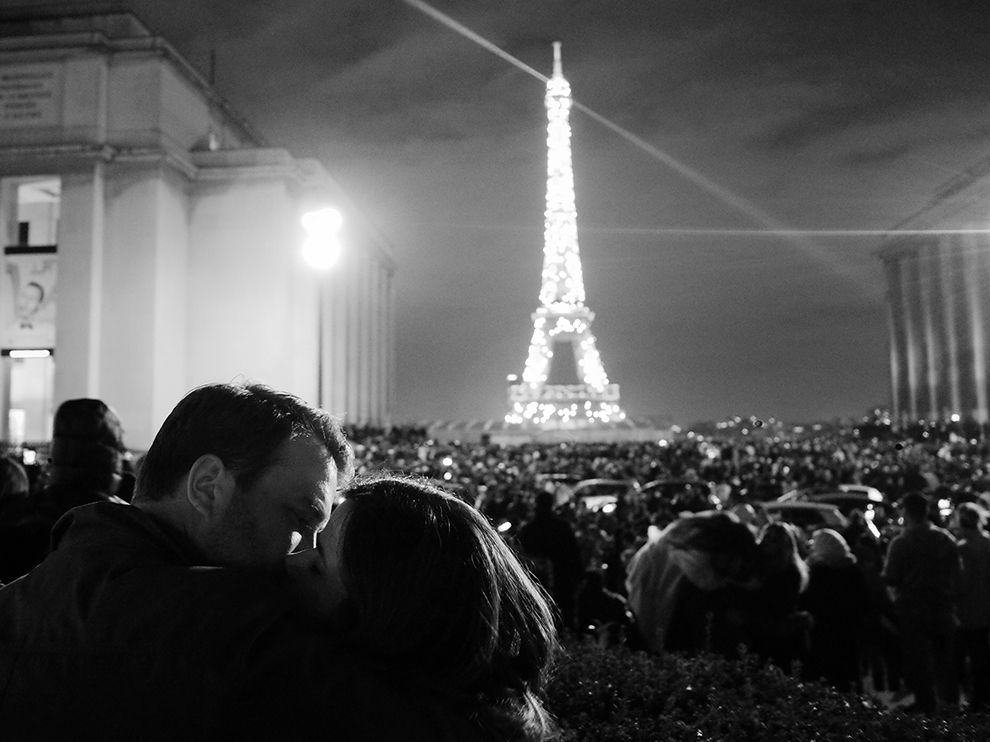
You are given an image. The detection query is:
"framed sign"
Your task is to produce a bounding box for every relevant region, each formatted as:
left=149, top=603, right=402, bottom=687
left=0, top=64, right=62, bottom=129
left=2, top=246, right=57, bottom=349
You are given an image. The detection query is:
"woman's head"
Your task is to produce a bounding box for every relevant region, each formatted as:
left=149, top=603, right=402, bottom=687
left=757, top=521, right=809, bottom=588
left=295, top=474, right=559, bottom=728
left=808, top=528, right=856, bottom=568
left=758, top=522, right=800, bottom=563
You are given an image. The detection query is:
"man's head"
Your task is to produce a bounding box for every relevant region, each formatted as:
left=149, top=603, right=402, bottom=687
left=900, top=491, right=930, bottom=526
left=133, top=383, right=353, bottom=568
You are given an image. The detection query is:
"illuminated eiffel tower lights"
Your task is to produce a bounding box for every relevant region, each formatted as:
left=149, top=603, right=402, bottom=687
left=506, top=42, right=625, bottom=428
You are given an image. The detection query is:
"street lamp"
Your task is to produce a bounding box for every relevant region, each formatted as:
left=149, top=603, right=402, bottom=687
left=302, top=207, right=343, bottom=408
left=302, top=207, right=343, bottom=270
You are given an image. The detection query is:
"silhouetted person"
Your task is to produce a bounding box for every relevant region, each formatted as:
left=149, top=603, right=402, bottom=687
left=955, top=502, right=990, bottom=711
left=518, top=490, right=582, bottom=629
left=34, top=398, right=130, bottom=527
left=884, top=491, right=960, bottom=713
left=746, top=522, right=811, bottom=672
left=801, top=529, right=869, bottom=692
left=0, top=456, right=48, bottom=584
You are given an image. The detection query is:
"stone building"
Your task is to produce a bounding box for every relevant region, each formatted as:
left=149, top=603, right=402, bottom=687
left=0, top=7, right=395, bottom=448
left=877, top=158, right=990, bottom=425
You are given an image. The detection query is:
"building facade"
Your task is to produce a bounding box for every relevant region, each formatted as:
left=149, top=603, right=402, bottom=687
left=0, top=7, right=395, bottom=448
left=877, top=160, right=990, bottom=425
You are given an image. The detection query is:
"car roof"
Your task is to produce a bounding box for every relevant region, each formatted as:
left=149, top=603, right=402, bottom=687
left=641, top=479, right=710, bottom=492
left=759, top=501, right=843, bottom=512
left=572, top=478, right=640, bottom=494
left=779, top=488, right=886, bottom=504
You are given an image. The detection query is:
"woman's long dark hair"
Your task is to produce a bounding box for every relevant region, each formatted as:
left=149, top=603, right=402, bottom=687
left=338, top=474, right=560, bottom=739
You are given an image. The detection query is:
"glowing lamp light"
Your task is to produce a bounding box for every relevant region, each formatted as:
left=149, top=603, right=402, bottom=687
left=8, top=349, right=51, bottom=358
left=301, top=207, right=343, bottom=270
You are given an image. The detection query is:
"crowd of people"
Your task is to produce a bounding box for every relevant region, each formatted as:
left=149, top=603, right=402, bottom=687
left=306, top=418, right=990, bottom=715
left=2, top=392, right=990, bottom=736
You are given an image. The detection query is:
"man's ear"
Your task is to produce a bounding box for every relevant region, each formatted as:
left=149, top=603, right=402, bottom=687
left=186, top=454, right=235, bottom=518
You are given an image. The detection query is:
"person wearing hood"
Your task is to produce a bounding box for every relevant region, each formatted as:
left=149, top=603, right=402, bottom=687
left=625, top=510, right=759, bottom=655
left=801, top=528, right=870, bottom=691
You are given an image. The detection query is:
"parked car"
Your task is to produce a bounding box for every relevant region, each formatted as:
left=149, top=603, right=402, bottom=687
left=756, top=501, right=850, bottom=538
left=778, top=486, right=887, bottom=538
left=571, top=478, right=640, bottom=513
left=534, top=473, right=582, bottom=506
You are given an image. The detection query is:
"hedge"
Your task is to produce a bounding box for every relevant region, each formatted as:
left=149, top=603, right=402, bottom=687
left=545, top=639, right=990, bottom=741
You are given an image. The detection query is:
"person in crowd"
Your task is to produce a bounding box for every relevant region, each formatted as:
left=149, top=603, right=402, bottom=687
left=745, top=522, right=811, bottom=672
left=843, top=509, right=870, bottom=551
left=517, top=489, right=583, bottom=630
left=575, top=567, right=632, bottom=646
left=4, top=398, right=135, bottom=579
left=883, top=491, right=961, bottom=713
left=0, top=382, right=353, bottom=738
left=800, top=528, right=869, bottom=691
left=34, top=398, right=131, bottom=519
left=263, top=474, right=560, bottom=741
left=855, top=533, right=904, bottom=697
left=0, top=455, right=48, bottom=584
left=954, top=502, right=990, bottom=711
left=625, top=510, right=759, bottom=655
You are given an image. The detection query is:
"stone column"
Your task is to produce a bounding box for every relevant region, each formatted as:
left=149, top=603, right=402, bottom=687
left=967, top=234, right=990, bottom=422
left=900, top=251, right=923, bottom=421
left=55, top=163, right=105, bottom=402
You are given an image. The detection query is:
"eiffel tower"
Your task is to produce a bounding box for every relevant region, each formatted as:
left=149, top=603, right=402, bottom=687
left=506, top=42, right=625, bottom=429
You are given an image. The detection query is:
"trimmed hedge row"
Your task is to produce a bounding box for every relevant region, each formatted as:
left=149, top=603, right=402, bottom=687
left=545, top=640, right=990, bottom=741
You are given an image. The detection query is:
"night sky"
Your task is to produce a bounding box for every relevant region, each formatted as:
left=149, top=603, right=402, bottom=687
left=26, top=1, right=990, bottom=425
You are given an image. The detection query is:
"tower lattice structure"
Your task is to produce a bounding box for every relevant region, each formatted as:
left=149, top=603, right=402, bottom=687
left=506, top=42, right=625, bottom=429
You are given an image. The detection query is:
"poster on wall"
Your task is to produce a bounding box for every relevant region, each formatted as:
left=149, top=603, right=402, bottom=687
left=2, top=247, right=57, bottom=349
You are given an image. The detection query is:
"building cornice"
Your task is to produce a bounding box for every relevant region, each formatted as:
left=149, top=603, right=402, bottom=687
left=0, top=13, right=265, bottom=148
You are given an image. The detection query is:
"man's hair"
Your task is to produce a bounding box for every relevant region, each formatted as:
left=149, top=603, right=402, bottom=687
left=135, top=383, right=353, bottom=501
left=900, top=491, right=930, bottom=522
